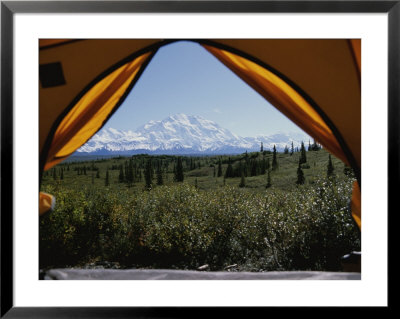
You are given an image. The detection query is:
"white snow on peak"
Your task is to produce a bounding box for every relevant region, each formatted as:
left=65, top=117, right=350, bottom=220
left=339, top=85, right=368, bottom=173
left=77, top=113, right=311, bottom=154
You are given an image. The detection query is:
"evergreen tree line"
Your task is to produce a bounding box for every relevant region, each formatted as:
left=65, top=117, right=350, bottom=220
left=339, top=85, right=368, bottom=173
left=222, top=144, right=279, bottom=179
left=308, top=139, right=322, bottom=151
left=119, top=157, right=187, bottom=190
left=46, top=141, right=352, bottom=190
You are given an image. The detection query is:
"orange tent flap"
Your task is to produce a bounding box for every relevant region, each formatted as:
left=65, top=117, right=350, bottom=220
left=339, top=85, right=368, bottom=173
left=44, top=52, right=152, bottom=170
left=39, top=39, right=77, bottom=48
left=206, top=39, right=361, bottom=173
left=349, top=39, right=361, bottom=77
left=39, top=192, right=55, bottom=216
left=39, top=39, right=162, bottom=157
left=203, top=44, right=349, bottom=166
left=351, top=181, right=361, bottom=229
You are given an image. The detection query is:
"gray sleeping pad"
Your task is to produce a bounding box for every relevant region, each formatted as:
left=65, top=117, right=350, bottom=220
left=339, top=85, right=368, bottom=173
left=43, top=269, right=361, bottom=280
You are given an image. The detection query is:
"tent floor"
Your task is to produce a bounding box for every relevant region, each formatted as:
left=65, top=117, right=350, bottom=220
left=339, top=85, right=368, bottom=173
left=43, top=268, right=361, bottom=280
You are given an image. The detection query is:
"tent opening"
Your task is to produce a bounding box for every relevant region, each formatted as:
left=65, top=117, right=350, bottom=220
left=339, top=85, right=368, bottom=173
left=39, top=39, right=361, bottom=273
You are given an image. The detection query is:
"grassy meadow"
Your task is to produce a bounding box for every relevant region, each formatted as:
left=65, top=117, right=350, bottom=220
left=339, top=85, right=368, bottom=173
left=39, top=148, right=361, bottom=272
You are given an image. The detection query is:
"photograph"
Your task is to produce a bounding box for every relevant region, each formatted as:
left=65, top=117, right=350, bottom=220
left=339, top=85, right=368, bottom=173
left=1, top=0, right=393, bottom=314
left=38, top=39, right=361, bottom=280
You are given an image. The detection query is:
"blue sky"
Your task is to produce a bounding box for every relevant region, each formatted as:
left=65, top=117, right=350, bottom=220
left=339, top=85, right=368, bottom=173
left=104, top=40, right=305, bottom=137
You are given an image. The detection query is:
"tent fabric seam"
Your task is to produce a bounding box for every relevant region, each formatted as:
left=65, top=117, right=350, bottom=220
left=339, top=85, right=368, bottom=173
left=39, top=39, right=84, bottom=51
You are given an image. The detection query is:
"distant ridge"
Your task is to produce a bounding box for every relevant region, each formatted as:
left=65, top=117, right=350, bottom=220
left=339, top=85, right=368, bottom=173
left=77, top=113, right=311, bottom=155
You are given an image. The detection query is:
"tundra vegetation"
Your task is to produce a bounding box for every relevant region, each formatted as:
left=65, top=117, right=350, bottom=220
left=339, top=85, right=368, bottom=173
left=40, top=146, right=360, bottom=272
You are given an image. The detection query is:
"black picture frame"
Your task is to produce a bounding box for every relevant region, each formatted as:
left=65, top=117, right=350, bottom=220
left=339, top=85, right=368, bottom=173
left=1, top=0, right=395, bottom=316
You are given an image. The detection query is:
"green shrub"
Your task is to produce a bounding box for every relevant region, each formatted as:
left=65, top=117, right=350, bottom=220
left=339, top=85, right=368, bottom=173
left=40, top=178, right=360, bottom=271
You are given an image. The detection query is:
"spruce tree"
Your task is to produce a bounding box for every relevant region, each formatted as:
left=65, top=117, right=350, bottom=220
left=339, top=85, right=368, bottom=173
left=60, top=169, right=64, bottom=180
left=144, top=158, right=153, bottom=190
left=284, top=145, right=289, bottom=154
left=251, top=159, right=258, bottom=176
left=118, top=165, right=125, bottom=183
left=244, top=163, right=248, bottom=177
left=239, top=170, right=246, bottom=188
left=266, top=169, right=271, bottom=188
left=296, top=160, right=305, bottom=185
left=260, top=157, right=266, bottom=175
left=156, top=162, right=164, bottom=185
left=299, top=141, right=307, bottom=164
left=327, top=154, right=335, bottom=178
left=311, top=139, right=321, bottom=151
left=344, top=164, right=353, bottom=177
left=260, top=142, right=264, bottom=153
left=272, top=145, right=278, bottom=170
left=105, top=170, right=110, bottom=186
left=217, top=158, right=223, bottom=177
left=225, top=158, right=234, bottom=178
left=290, top=141, right=294, bottom=156
left=124, top=162, right=128, bottom=181
left=127, top=160, right=134, bottom=185
left=175, top=157, right=184, bottom=182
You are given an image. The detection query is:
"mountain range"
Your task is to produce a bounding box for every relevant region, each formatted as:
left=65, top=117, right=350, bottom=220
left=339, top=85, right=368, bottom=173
left=76, top=113, right=311, bottom=155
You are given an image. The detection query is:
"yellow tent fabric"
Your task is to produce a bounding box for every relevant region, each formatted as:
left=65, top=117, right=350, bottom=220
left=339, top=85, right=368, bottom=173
left=44, top=52, right=152, bottom=170
left=351, top=181, right=361, bottom=229
left=39, top=39, right=161, bottom=159
left=350, top=39, right=361, bottom=76
left=39, top=39, right=361, bottom=228
left=39, top=192, right=55, bottom=216
left=203, top=45, right=348, bottom=165
left=201, top=39, right=361, bottom=172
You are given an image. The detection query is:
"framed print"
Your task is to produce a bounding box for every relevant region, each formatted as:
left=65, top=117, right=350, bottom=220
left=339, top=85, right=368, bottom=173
left=1, top=0, right=395, bottom=316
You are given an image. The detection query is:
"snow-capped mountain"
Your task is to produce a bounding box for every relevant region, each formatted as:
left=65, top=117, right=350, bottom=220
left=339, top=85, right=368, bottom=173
left=77, top=114, right=311, bottom=155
